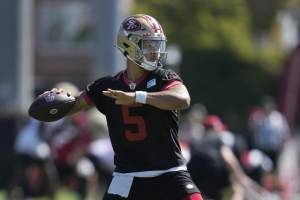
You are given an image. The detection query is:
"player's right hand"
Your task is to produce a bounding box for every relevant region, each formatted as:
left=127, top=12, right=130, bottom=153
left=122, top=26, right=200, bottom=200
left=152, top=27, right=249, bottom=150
left=41, top=88, right=71, bottom=96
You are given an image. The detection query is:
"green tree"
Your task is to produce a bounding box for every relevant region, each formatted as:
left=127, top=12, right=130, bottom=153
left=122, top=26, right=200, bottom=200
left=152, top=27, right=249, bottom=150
left=132, top=0, right=284, bottom=131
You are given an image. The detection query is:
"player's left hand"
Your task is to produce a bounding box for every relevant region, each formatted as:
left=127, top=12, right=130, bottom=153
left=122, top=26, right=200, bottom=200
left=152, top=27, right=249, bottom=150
left=103, top=88, right=135, bottom=105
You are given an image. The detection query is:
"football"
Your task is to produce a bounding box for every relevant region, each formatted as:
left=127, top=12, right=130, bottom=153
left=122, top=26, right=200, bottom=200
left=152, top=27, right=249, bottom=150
left=28, top=92, right=76, bottom=122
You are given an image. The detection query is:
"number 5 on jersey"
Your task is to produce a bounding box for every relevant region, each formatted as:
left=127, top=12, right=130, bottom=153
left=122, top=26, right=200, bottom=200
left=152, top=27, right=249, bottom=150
left=122, top=105, right=147, bottom=141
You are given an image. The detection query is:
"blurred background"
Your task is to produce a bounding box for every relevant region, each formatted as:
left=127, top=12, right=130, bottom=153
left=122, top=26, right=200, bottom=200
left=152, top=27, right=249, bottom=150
left=1, top=0, right=300, bottom=199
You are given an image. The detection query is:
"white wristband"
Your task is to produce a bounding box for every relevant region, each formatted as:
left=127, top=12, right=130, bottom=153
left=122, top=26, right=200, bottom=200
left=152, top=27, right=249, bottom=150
left=135, top=91, right=147, bottom=104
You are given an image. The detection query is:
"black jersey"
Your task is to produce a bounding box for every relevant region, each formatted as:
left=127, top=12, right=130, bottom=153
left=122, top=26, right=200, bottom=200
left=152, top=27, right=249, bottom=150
left=85, top=68, right=186, bottom=173
left=187, top=135, right=230, bottom=199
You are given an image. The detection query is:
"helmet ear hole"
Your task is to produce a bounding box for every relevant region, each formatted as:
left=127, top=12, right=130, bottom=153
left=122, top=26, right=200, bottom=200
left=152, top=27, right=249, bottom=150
left=137, top=40, right=142, bottom=49
left=123, top=42, right=130, bottom=48
left=123, top=51, right=128, bottom=57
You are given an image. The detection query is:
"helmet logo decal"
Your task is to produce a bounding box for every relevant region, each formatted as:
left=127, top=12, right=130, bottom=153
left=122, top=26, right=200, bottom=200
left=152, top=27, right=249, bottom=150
left=123, top=18, right=141, bottom=31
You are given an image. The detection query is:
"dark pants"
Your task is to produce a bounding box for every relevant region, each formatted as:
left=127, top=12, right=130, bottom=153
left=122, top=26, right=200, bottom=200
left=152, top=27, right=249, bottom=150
left=103, top=170, right=201, bottom=200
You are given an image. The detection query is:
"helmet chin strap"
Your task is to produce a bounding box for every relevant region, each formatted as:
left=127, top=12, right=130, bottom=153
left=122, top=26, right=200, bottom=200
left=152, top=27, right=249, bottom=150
left=141, top=58, right=158, bottom=71
left=128, top=55, right=158, bottom=71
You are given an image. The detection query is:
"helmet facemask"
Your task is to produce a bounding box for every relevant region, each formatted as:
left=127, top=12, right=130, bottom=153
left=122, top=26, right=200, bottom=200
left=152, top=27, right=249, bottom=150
left=138, top=38, right=167, bottom=71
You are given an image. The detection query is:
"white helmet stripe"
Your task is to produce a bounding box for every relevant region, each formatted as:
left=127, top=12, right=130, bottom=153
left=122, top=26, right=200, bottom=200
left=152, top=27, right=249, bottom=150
left=144, top=15, right=163, bottom=33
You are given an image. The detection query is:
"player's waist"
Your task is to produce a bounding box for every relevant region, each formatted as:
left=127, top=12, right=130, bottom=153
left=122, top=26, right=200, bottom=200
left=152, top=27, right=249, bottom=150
left=113, top=164, right=187, bottom=178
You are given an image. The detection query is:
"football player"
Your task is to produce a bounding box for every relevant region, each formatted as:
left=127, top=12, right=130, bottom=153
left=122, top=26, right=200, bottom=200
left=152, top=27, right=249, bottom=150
left=51, top=14, right=203, bottom=200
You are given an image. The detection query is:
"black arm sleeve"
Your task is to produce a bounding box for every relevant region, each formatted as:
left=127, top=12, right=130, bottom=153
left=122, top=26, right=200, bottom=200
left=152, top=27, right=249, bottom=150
left=85, top=76, right=112, bottom=114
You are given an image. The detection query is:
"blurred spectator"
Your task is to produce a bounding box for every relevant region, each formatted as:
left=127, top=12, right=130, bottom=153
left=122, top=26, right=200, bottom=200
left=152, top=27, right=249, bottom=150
left=41, top=82, right=95, bottom=198
left=12, top=82, right=98, bottom=199
left=179, top=103, right=207, bottom=141
left=187, top=115, right=268, bottom=200
left=42, top=113, right=93, bottom=198
left=247, top=96, right=290, bottom=166
left=203, top=115, right=247, bottom=161
left=86, top=109, right=114, bottom=195
left=278, top=134, right=300, bottom=200
left=15, top=119, right=51, bottom=161
left=12, top=119, right=53, bottom=199
left=240, top=148, right=279, bottom=199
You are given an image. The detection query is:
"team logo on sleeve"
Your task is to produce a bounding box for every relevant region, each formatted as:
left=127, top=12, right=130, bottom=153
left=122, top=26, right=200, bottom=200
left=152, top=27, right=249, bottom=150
left=162, top=70, right=180, bottom=81
left=123, top=18, right=141, bottom=31
left=147, top=78, right=156, bottom=88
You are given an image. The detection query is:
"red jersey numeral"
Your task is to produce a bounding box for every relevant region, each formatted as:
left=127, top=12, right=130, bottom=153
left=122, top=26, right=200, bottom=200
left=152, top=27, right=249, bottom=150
left=122, top=105, right=147, bottom=141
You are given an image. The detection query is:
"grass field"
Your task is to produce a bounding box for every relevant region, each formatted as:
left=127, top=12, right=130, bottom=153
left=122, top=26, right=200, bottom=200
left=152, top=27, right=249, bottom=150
left=0, top=188, right=90, bottom=200
left=0, top=191, right=6, bottom=200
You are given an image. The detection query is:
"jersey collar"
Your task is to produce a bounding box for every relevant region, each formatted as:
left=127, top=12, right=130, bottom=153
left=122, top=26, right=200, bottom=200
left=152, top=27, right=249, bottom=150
left=122, top=70, right=150, bottom=90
